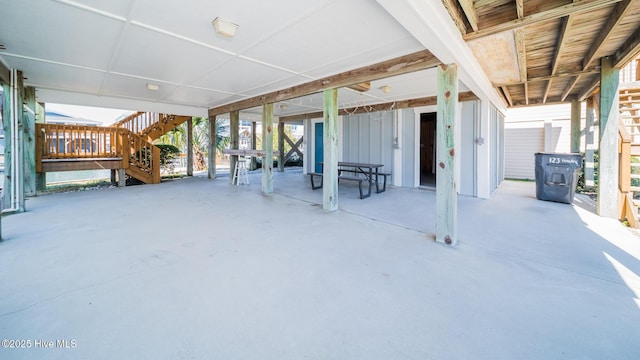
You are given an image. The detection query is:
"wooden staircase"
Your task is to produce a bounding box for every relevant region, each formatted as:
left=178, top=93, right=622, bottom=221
left=36, top=112, right=192, bottom=185
left=618, top=83, right=640, bottom=227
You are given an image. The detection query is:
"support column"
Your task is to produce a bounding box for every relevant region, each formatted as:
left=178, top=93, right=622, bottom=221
left=186, top=118, right=193, bottom=176
left=570, top=100, right=581, bottom=154
left=585, top=97, right=596, bottom=187
left=278, top=121, right=285, bottom=172
left=229, top=110, right=239, bottom=184
left=598, top=56, right=620, bottom=218
left=250, top=121, right=257, bottom=170
left=323, top=88, right=339, bottom=212
left=208, top=115, right=217, bottom=179
left=35, top=102, right=46, bottom=192
left=23, top=86, right=36, bottom=197
left=262, top=103, right=274, bottom=194
left=436, top=63, right=458, bottom=246
left=4, top=70, right=25, bottom=212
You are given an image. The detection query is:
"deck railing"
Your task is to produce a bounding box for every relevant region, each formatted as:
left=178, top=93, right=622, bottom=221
left=111, top=111, right=161, bottom=135
left=618, top=121, right=638, bottom=227
left=36, top=124, right=123, bottom=159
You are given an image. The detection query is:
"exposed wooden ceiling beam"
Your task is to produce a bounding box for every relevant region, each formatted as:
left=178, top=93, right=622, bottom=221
left=463, top=0, right=623, bottom=41
left=582, top=0, right=634, bottom=70
left=524, top=83, right=529, bottom=105
left=500, top=86, right=514, bottom=107
left=458, top=0, right=479, bottom=32
left=0, top=59, right=9, bottom=84
left=208, top=50, right=440, bottom=116
left=515, top=29, right=527, bottom=82
left=515, top=0, right=524, bottom=19
left=279, top=91, right=478, bottom=122
left=544, top=8, right=578, bottom=103
left=578, top=77, right=601, bottom=101
left=614, top=24, right=640, bottom=68
left=561, top=75, right=581, bottom=101
left=441, top=0, right=468, bottom=34
left=493, top=69, right=600, bottom=87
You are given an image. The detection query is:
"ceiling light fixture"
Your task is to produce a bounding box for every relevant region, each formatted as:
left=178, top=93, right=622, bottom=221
left=0, top=44, right=6, bottom=50
left=380, top=85, right=392, bottom=93
left=212, top=17, right=239, bottom=38
left=348, top=82, right=371, bottom=92
left=147, top=83, right=160, bottom=91
left=279, top=103, right=289, bottom=110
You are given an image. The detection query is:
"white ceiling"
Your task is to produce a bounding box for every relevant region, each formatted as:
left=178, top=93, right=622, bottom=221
left=0, top=0, right=477, bottom=118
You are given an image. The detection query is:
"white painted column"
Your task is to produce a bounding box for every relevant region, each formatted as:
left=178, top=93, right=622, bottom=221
left=436, top=63, right=458, bottom=246
left=570, top=100, right=582, bottom=154
left=476, top=100, right=491, bottom=199
left=323, top=88, right=339, bottom=212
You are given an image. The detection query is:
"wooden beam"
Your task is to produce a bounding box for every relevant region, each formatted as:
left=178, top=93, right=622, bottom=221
left=35, top=102, right=46, bottom=192
left=250, top=121, right=257, bottom=170
left=208, top=50, right=440, bottom=116
left=441, top=0, right=468, bottom=34
left=0, top=59, right=9, bottom=84
left=524, top=83, right=529, bottom=105
left=277, top=121, right=285, bottom=172
left=570, top=100, right=581, bottom=153
left=515, top=0, right=524, bottom=19
left=279, top=92, right=477, bottom=122
left=493, top=69, right=599, bottom=87
left=545, top=12, right=577, bottom=103
left=614, top=24, right=640, bottom=68
left=578, top=77, right=601, bottom=101
left=186, top=118, right=193, bottom=176
left=515, top=29, right=527, bottom=82
left=229, top=110, right=239, bottom=184
left=583, top=0, right=633, bottom=70
left=458, top=0, right=478, bottom=32
left=436, top=63, right=458, bottom=246
left=561, top=75, right=581, bottom=102
left=597, top=56, right=620, bottom=218
left=208, top=115, right=217, bottom=179
left=323, top=88, right=339, bottom=212
left=500, top=86, right=514, bottom=107
left=464, top=0, right=623, bottom=41
left=262, top=103, right=274, bottom=194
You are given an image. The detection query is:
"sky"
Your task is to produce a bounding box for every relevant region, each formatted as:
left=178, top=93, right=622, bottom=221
left=46, top=103, right=135, bottom=125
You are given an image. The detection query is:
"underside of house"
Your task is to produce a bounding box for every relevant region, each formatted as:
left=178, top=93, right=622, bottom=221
left=2, top=0, right=640, bottom=241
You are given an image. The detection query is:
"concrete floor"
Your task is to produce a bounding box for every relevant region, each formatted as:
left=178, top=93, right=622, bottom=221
left=1, top=168, right=639, bottom=359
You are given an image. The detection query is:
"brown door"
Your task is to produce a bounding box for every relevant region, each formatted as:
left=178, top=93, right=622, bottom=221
left=420, top=112, right=436, bottom=186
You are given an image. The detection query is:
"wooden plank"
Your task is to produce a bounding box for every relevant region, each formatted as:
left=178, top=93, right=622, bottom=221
left=23, top=86, right=36, bottom=197
left=493, top=69, right=599, bottom=87
left=187, top=118, right=193, bottom=176
left=208, top=115, right=217, bottom=179
left=436, top=63, right=458, bottom=246
left=614, top=24, right=640, bottom=68
left=561, top=75, right=581, bottom=101
left=500, top=86, right=514, bottom=106
left=582, top=0, right=633, bottom=70
left=515, top=0, right=524, bottom=19
left=229, top=111, right=239, bottom=184
left=208, top=50, right=440, bottom=116
left=570, top=100, right=581, bottom=153
left=544, top=13, right=577, bottom=103
left=277, top=121, right=285, bottom=172
left=152, top=146, right=161, bottom=184
left=578, top=77, right=601, bottom=101
left=598, top=56, right=620, bottom=218
left=441, top=0, right=468, bottom=34
left=41, top=159, right=124, bottom=172
left=515, top=29, right=527, bottom=82
left=279, top=91, right=477, bottom=122
left=463, top=0, right=623, bottom=41
left=323, top=88, right=339, bottom=212
left=458, top=0, right=478, bottom=31
left=585, top=97, right=596, bottom=187
left=262, top=103, right=274, bottom=194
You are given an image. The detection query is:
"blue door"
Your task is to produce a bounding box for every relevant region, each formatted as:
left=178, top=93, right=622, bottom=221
left=315, top=123, right=323, bottom=173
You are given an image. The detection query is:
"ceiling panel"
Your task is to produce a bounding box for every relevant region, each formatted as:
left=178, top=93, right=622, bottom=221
left=110, top=25, right=235, bottom=85
left=163, top=86, right=230, bottom=107
left=100, top=73, right=180, bottom=101
left=56, top=0, right=136, bottom=18
left=13, top=57, right=106, bottom=94
left=0, top=0, right=124, bottom=70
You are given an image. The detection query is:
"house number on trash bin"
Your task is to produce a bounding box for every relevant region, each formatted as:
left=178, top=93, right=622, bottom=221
left=548, top=157, right=579, bottom=166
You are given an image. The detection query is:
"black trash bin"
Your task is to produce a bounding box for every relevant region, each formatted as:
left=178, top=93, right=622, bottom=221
left=534, top=153, right=583, bottom=204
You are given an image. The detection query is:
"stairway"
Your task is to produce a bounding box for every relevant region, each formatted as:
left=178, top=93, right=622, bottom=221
left=618, top=85, right=640, bottom=227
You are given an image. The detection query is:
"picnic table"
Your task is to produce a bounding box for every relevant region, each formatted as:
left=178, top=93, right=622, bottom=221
left=308, top=161, right=388, bottom=199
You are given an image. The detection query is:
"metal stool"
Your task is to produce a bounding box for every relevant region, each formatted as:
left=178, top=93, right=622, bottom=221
left=232, top=156, right=249, bottom=185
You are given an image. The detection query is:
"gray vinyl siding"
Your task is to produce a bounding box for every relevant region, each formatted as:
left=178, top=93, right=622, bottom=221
left=459, top=101, right=478, bottom=196
left=342, top=111, right=394, bottom=174
left=401, top=108, right=416, bottom=187
left=504, top=127, right=543, bottom=180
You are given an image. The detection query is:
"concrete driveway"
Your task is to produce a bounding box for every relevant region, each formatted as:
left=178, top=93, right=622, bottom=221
left=1, top=169, right=639, bottom=359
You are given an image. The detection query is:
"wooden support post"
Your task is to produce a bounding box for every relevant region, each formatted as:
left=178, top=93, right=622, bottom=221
left=250, top=121, right=257, bottom=170
left=4, top=70, right=26, bottom=212
left=598, top=56, right=620, bottom=218
left=436, top=63, right=458, bottom=246
left=278, top=121, right=285, bottom=172
left=208, top=115, right=217, bottom=179
left=229, top=111, right=239, bottom=184
left=262, top=104, right=274, bottom=194
left=570, top=100, right=581, bottom=154
left=118, top=168, right=126, bottom=187
left=23, top=86, right=36, bottom=198
left=585, top=97, right=596, bottom=187
left=111, top=169, right=117, bottom=184
left=1, top=82, right=10, bottom=210
left=186, top=117, right=193, bottom=176
left=323, top=88, right=339, bottom=212
left=35, top=102, right=46, bottom=192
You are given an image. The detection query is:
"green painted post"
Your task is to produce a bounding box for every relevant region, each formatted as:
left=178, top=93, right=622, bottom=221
left=16, top=73, right=25, bottom=211
left=436, top=63, right=458, bottom=246
left=35, top=102, right=46, bottom=192
left=598, top=56, right=619, bottom=218
left=2, top=82, right=11, bottom=211
left=187, top=118, right=193, bottom=176
left=23, top=86, right=36, bottom=197
left=278, top=121, right=285, bottom=172
left=250, top=122, right=257, bottom=170
left=229, top=111, right=239, bottom=184
left=584, top=97, right=595, bottom=187
left=262, top=103, right=274, bottom=194
left=570, top=100, right=581, bottom=154
left=208, top=115, right=217, bottom=179
left=323, top=88, right=339, bottom=212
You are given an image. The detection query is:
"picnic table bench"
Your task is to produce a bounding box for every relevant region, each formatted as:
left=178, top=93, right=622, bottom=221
left=308, top=162, right=387, bottom=199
